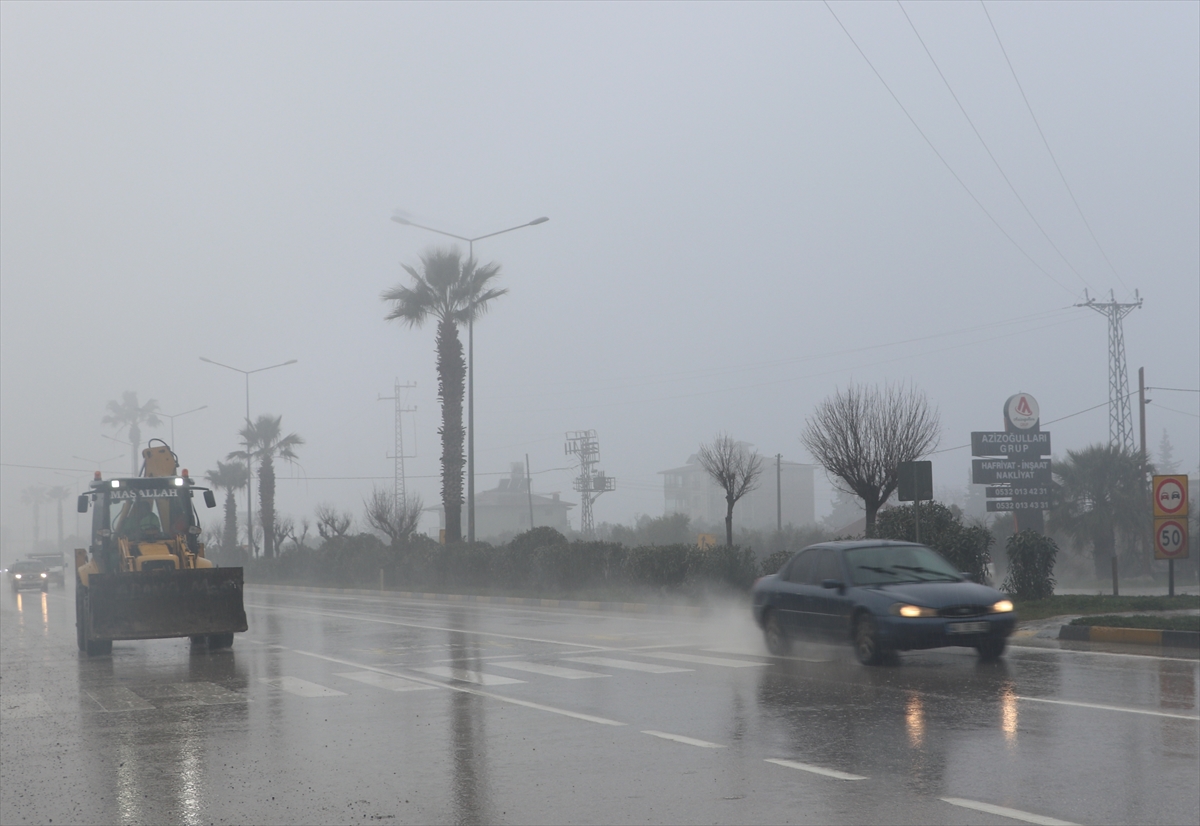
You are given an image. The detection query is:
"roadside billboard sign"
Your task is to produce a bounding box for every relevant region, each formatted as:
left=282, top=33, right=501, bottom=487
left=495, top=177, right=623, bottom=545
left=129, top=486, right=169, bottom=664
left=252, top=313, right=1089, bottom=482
left=971, top=431, right=1051, bottom=457
left=985, top=485, right=1051, bottom=499
left=972, top=458, right=1053, bottom=485
left=987, top=500, right=1052, bottom=512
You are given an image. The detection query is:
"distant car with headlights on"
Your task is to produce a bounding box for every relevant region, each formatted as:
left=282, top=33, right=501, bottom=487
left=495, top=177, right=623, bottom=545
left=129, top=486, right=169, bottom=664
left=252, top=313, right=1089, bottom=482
left=751, top=540, right=1015, bottom=664
left=8, top=559, right=50, bottom=592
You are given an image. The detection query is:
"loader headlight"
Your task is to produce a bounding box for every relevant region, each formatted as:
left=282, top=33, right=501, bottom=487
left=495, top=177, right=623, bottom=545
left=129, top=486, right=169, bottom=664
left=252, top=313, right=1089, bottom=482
left=174, top=477, right=184, bottom=486
left=111, top=480, right=120, bottom=488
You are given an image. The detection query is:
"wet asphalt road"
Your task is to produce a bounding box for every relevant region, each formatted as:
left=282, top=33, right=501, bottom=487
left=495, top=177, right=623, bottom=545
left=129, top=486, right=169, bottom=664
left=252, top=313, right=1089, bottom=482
left=1, top=583, right=1197, bottom=826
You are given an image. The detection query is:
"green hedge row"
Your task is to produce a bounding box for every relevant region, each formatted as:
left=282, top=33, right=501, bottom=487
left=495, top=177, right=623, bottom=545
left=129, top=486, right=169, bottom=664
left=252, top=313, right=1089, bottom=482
left=240, top=527, right=765, bottom=598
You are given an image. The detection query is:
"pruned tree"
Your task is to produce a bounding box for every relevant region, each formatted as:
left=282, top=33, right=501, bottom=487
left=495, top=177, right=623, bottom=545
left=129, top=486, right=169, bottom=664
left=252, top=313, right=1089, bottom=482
left=697, top=433, right=763, bottom=547
left=364, top=488, right=425, bottom=545
left=315, top=504, right=353, bottom=539
left=271, top=515, right=295, bottom=555
left=801, top=383, right=940, bottom=538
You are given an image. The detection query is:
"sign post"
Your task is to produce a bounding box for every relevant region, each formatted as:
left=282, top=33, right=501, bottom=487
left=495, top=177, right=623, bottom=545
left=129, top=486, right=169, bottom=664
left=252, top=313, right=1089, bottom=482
left=972, top=393, right=1050, bottom=535
left=898, top=461, right=933, bottom=543
left=1152, top=475, right=1189, bottom=596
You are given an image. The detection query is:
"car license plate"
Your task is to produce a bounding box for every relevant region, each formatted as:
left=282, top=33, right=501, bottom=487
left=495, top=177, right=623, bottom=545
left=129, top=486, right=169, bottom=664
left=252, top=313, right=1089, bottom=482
left=947, top=621, right=990, bottom=634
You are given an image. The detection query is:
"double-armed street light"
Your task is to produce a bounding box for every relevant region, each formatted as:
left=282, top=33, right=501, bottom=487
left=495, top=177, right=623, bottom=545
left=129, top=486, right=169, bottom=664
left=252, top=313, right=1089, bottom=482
left=390, top=214, right=549, bottom=543
left=160, top=405, right=208, bottom=450
left=199, top=357, right=297, bottom=554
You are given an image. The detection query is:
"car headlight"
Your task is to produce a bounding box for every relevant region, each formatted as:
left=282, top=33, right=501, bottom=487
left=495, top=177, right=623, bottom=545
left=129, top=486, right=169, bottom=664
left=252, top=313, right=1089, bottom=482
left=890, top=603, right=937, bottom=618
left=989, top=599, right=1014, bottom=614
left=40, top=572, right=47, bottom=578
left=13, top=573, right=21, bottom=579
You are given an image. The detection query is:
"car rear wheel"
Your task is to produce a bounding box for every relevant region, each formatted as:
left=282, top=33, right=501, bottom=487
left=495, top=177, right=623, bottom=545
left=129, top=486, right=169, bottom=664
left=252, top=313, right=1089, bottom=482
left=976, top=637, right=1006, bottom=661
left=763, top=612, right=791, bottom=656
left=854, top=614, right=887, bottom=666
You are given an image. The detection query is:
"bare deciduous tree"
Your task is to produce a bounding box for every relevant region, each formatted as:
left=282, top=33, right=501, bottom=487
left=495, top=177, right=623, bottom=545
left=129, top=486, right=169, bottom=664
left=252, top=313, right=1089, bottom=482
left=801, top=383, right=940, bottom=538
left=697, top=433, right=763, bottom=547
left=364, top=488, right=425, bottom=545
left=315, top=504, right=353, bottom=539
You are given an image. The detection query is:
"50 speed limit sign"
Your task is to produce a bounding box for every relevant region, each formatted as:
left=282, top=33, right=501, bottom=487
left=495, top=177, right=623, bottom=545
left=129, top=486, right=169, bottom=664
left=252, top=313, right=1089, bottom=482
left=1154, top=518, right=1189, bottom=560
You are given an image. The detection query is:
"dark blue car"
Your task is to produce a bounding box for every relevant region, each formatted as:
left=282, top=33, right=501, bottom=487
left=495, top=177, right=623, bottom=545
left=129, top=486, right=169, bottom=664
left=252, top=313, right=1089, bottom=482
left=751, top=540, right=1016, bottom=664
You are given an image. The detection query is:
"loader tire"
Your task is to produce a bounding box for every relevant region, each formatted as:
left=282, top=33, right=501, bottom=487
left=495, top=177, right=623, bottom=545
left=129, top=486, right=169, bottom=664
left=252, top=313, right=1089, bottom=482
left=75, top=585, right=86, bottom=653
left=208, top=633, right=234, bottom=649
left=77, top=585, right=112, bottom=656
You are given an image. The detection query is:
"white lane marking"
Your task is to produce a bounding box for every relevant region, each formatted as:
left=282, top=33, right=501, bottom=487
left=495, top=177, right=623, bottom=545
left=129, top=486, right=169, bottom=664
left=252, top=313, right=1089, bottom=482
left=172, top=682, right=246, bottom=705
left=564, top=656, right=692, bottom=674
left=1017, top=695, right=1200, bottom=721
left=292, top=649, right=626, bottom=727
left=1, top=693, right=51, bottom=720
left=246, top=602, right=609, bottom=650
left=335, top=671, right=435, bottom=692
left=765, top=758, right=866, bottom=781
left=412, top=666, right=525, bottom=686
left=489, top=661, right=610, bottom=680
left=260, top=676, right=346, bottom=697
left=642, top=730, right=724, bottom=748
left=86, top=687, right=155, bottom=712
left=940, top=797, right=1079, bottom=826
left=637, top=651, right=768, bottom=668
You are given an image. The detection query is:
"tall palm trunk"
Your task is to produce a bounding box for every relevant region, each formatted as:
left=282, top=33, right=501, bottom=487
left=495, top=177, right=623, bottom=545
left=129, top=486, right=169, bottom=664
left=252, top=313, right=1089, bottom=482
left=260, top=453, right=277, bottom=558
left=223, top=489, right=238, bottom=551
left=437, top=318, right=465, bottom=542
left=129, top=422, right=141, bottom=475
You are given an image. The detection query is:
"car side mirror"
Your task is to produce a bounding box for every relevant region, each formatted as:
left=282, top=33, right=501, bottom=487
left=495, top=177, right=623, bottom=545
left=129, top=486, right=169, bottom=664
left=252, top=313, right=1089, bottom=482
left=77, top=495, right=89, bottom=514
left=821, top=578, right=844, bottom=591
left=203, top=490, right=217, bottom=509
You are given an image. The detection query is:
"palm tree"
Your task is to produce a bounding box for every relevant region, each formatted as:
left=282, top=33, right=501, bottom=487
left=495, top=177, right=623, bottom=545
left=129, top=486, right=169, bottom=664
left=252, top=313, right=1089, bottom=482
left=1049, top=444, right=1150, bottom=579
left=229, top=415, right=303, bottom=559
left=45, top=485, right=73, bottom=548
left=205, top=461, right=249, bottom=553
left=382, top=248, right=506, bottom=543
left=20, top=486, right=46, bottom=547
left=102, top=391, right=162, bottom=474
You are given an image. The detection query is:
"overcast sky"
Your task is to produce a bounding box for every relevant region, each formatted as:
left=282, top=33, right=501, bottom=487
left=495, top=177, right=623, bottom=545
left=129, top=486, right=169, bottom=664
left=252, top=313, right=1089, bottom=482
left=2, top=1, right=1197, bottom=545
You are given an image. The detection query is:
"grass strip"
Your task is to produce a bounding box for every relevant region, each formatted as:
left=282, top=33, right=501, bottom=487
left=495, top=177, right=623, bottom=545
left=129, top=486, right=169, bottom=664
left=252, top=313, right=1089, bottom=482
left=1068, top=614, right=1200, bottom=632
left=1013, top=594, right=1199, bottom=621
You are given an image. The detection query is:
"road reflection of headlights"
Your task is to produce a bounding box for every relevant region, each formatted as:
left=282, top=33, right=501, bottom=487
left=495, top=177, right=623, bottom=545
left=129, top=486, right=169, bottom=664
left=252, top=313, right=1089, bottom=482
left=989, top=600, right=1014, bottom=613
left=890, top=603, right=937, bottom=618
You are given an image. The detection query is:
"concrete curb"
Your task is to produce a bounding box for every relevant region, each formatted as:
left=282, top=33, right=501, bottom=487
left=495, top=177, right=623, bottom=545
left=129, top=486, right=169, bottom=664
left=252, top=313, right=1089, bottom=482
left=249, top=582, right=708, bottom=617
left=1058, top=624, right=1200, bottom=649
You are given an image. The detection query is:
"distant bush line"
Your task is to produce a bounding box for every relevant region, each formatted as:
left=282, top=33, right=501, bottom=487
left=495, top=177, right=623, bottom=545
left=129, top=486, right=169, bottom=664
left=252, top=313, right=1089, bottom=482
left=226, top=527, right=772, bottom=600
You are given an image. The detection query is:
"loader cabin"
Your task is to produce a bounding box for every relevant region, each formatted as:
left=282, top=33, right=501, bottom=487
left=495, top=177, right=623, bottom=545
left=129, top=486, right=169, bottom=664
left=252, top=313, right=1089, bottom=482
left=77, top=475, right=217, bottom=568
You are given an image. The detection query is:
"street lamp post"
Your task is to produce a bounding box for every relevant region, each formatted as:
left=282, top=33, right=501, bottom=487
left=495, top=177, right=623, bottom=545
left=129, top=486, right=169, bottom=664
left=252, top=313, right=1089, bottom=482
left=199, top=357, right=297, bottom=555
left=160, top=405, right=208, bottom=450
left=391, top=214, right=548, bottom=543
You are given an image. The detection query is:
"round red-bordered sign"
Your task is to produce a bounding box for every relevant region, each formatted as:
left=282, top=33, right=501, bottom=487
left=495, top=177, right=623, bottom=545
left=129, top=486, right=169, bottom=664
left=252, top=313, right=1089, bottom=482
left=1154, top=518, right=1188, bottom=559
left=1153, top=476, right=1187, bottom=517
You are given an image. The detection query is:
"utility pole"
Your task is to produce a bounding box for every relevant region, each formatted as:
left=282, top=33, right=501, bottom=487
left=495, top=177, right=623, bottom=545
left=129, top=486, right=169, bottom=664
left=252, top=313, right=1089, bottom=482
left=1078, top=290, right=1142, bottom=453
left=565, top=430, right=616, bottom=537
left=378, top=380, right=416, bottom=513
left=776, top=454, right=782, bottom=533
left=526, top=454, right=535, bottom=530
left=1140, top=368, right=1173, bottom=595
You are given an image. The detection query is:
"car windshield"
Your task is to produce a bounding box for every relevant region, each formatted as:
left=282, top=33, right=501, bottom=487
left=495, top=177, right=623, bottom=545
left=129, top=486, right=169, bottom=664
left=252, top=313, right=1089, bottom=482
left=845, top=545, right=962, bottom=585
left=11, top=561, right=46, bottom=573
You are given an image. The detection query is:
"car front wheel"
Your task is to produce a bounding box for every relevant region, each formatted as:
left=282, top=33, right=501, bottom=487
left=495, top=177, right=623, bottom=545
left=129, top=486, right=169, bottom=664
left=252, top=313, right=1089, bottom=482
left=976, top=637, right=1006, bottom=661
left=763, top=612, right=791, bottom=656
left=854, top=614, right=887, bottom=666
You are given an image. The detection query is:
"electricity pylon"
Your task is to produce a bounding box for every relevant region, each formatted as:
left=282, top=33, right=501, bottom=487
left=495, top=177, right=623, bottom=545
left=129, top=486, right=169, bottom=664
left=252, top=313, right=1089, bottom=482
left=1078, top=290, right=1141, bottom=453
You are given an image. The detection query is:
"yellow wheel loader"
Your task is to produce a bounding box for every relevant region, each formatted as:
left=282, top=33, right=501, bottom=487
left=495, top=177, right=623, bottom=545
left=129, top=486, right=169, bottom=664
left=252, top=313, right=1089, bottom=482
left=75, top=441, right=247, bottom=655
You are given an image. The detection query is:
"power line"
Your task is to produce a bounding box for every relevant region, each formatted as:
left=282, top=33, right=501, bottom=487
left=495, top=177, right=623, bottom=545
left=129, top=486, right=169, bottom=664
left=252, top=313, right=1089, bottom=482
left=823, top=0, right=1077, bottom=298
left=1150, top=402, right=1199, bottom=419
left=898, top=1, right=1094, bottom=293
left=980, top=0, right=1130, bottom=294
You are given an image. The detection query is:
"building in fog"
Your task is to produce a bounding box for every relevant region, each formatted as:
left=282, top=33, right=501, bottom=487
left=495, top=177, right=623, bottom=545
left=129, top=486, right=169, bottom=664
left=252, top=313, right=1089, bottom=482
left=660, top=451, right=815, bottom=531
left=471, top=463, right=573, bottom=540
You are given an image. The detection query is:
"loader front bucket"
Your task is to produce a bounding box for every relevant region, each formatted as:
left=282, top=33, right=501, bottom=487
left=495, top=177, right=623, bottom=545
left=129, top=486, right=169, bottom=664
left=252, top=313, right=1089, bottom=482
left=85, top=568, right=247, bottom=641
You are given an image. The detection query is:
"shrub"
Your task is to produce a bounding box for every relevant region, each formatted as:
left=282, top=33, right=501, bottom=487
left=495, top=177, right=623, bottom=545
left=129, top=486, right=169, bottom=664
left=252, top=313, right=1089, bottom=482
left=877, top=502, right=993, bottom=584
left=1002, top=530, right=1058, bottom=600
left=760, top=549, right=792, bottom=577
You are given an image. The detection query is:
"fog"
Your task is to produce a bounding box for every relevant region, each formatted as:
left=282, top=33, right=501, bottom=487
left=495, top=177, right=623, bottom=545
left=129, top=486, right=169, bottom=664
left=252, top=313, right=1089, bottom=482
left=2, top=2, right=1197, bottom=551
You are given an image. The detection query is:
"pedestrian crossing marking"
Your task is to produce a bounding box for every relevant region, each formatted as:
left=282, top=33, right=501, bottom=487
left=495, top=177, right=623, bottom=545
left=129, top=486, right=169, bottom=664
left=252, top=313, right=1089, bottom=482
left=636, top=651, right=768, bottom=668
left=1, top=693, right=51, bottom=720
left=261, top=676, right=346, bottom=697
left=563, top=656, right=692, bottom=674
left=489, top=661, right=610, bottom=680
left=335, top=671, right=435, bottom=692
left=86, top=686, right=155, bottom=712
left=412, top=666, right=525, bottom=686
